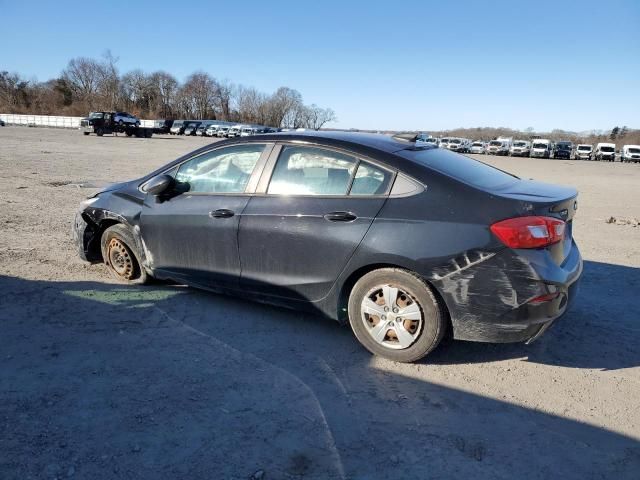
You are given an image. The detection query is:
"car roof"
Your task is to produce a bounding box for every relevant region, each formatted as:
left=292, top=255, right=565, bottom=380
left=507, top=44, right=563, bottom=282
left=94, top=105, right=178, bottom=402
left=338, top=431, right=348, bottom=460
left=245, top=131, right=431, bottom=154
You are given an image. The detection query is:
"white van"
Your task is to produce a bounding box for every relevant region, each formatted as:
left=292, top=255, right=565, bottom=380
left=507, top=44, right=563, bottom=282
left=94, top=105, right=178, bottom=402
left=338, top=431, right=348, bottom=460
left=621, top=145, right=640, bottom=163
left=470, top=141, right=486, bottom=154
left=530, top=139, right=553, bottom=158
left=594, top=142, right=616, bottom=162
left=510, top=140, right=531, bottom=157
left=447, top=138, right=467, bottom=152
left=439, top=137, right=451, bottom=149
left=487, top=137, right=512, bottom=156
left=226, top=124, right=243, bottom=138
left=575, top=144, right=593, bottom=160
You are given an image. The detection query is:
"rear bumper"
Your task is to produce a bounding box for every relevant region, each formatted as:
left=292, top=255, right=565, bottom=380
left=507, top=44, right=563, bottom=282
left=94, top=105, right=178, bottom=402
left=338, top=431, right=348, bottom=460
left=434, top=242, right=583, bottom=343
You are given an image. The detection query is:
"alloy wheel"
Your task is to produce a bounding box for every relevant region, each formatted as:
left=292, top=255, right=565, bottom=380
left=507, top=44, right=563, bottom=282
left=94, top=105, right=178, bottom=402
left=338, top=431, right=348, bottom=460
left=361, top=285, right=423, bottom=350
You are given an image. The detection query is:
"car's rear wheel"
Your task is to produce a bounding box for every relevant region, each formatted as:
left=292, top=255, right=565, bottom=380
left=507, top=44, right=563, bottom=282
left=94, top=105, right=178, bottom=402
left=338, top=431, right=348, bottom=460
left=101, top=224, right=149, bottom=284
left=348, top=268, right=446, bottom=362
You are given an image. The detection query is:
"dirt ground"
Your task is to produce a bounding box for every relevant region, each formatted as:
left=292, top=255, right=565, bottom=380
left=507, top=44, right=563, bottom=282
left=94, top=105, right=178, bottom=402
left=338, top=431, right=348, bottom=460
left=1, top=126, right=638, bottom=479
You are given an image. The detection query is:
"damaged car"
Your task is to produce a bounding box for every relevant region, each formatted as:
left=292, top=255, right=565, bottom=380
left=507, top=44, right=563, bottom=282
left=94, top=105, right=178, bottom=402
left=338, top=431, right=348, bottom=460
left=73, top=131, right=582, bottom=362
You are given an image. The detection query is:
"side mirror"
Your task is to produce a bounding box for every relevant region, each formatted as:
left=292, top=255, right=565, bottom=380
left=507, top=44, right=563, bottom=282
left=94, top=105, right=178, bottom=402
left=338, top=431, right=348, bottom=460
left=145, top=174, right=175, bottom=196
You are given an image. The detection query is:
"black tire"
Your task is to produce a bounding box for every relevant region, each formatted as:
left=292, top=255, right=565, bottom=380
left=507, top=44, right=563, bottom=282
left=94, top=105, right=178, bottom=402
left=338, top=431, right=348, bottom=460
left=83, top=132, right=90, bottom=136
left=348, top=268, right=446, bottom=363
left=100, top=224, right=149, bottom=285
left=96, top=128, right=104, bottom=137
left=126, top=131, right=133, bottom=137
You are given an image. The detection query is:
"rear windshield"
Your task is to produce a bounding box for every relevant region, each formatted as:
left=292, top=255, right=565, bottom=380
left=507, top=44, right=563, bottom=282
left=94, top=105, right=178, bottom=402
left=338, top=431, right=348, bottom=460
left=399, top=148, right=519, bottom=190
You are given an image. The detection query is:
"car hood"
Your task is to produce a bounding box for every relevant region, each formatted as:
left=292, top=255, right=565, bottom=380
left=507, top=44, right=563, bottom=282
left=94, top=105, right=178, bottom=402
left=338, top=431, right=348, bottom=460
left=88, top=179, right=139, bottom=197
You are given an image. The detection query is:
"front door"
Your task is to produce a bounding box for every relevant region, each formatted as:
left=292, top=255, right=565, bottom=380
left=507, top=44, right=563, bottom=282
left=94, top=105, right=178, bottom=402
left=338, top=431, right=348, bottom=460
left=140, top=143, right=270, bottom=289
left=239, top=144, right=394, bottom=302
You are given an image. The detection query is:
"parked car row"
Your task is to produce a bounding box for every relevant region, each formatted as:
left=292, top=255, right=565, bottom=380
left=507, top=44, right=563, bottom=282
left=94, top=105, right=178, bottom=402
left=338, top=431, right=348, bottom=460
left=169, top=120, right=277, bottom=137
left=418, top=134, right=638, bottom=162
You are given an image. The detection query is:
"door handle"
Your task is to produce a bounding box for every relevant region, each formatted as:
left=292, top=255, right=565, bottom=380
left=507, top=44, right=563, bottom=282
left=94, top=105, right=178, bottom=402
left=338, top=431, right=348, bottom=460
left=209, top=209, right=235, bottom=218
left=323, top=211, right=357, bottom=222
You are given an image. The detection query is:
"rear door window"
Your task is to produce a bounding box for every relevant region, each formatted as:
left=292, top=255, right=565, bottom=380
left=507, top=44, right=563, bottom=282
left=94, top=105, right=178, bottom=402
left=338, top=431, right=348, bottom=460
left=267, top=146, right=357, bottom=195
left=349, top=162, right=393, bottom=195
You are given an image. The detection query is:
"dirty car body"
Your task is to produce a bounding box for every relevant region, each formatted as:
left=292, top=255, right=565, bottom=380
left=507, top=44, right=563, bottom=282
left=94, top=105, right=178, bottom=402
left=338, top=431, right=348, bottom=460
left=74, top=132, right=582, bottom=348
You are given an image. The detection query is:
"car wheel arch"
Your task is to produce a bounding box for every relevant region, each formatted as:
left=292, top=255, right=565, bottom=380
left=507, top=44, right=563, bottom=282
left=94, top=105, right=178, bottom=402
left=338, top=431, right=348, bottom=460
left=338, top=263, right=452, bottom=331
left=85, top=216, right=146, bottom=266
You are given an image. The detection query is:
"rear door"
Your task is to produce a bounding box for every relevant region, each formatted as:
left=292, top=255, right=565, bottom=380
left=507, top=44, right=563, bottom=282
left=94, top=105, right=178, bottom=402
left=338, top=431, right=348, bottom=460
left=139, top=142, right=272, bottom=288
left=238, top=143, right=394, bottom=302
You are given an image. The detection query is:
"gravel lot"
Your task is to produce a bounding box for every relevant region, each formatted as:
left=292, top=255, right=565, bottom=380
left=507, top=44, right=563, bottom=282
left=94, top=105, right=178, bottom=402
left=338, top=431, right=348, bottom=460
left=1, top=127, right=639, bottom=479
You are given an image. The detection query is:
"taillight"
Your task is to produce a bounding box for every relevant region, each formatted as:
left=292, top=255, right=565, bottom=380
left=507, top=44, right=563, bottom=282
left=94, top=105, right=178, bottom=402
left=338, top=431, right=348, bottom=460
left=490, top=216, right=566, bottom=249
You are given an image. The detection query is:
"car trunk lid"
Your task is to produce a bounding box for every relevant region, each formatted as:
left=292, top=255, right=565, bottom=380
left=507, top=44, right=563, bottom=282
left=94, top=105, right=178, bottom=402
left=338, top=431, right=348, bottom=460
left=493, top=180, right=578, bottom=264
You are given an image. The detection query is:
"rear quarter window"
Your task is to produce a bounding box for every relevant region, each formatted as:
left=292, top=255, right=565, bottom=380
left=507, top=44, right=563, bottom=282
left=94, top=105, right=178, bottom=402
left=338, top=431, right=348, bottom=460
left=398, top=148, right=518, bottom=190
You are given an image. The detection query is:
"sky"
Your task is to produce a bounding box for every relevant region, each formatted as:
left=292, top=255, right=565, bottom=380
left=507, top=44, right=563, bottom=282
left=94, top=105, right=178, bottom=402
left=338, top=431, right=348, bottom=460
left=1, top=0, right=638, bottom=131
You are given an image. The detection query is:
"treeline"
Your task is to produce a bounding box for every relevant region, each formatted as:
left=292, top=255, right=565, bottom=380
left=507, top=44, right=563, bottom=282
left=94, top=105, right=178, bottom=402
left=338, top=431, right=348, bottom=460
left=0, top=52, right=336, bottom=129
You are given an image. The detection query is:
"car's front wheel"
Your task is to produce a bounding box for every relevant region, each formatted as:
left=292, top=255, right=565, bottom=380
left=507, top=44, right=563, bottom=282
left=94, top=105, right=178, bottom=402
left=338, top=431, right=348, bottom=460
left=100, top=224, right=149, bottom=284
left=348, top=268, right=446, bottom=362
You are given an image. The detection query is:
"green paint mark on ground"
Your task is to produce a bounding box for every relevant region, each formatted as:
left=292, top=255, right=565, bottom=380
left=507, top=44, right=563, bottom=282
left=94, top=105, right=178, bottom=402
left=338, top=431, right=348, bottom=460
left=64, top=288, right=183, bottom=305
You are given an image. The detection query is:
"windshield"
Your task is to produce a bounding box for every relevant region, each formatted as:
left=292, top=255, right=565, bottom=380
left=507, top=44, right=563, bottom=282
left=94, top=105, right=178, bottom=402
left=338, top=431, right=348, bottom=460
left=629, top=148, right=640, bottom=154
left=489, top=141, right=502, bottom=146
left=89, top=112, right=103, bottom=119
left=533, top=143, right=548, bottom=149
left=513, top=142, right=527, bottom=147
left=399, top=148, right=518, bottom=190
left=472, top=143, right=483, bottom=147
left=600, top=146, right=615, bottom=152
left=425, top=138, right=437, bottom=143
left=449, top=139, right=461, bottom=144
left=577, top=145, right=591, bottom=151
left=557, top=143, right=572, bottom=150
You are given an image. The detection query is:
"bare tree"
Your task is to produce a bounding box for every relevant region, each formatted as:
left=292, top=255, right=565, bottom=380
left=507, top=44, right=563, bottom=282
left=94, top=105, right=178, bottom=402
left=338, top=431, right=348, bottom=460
left=99, top=50, right=120, bottom=110
left=3, top=54, right=340, bottom=128
left=62, top=57, right=105, bottom=107
left=180, top=72, right=218, bottom=119
left=120, top=69, right=152, bottom=114
left=305, top=104, right=336, bottom=130
left=269, top=87, right=303, bottom=127
left=215, top=79, right=236, bottom=121
left=148, top=71, right=178, bottom=118
left=0, top=71, right=30, bottom=111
